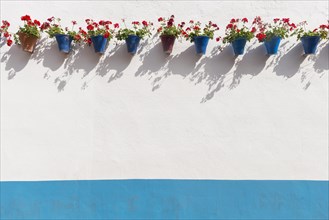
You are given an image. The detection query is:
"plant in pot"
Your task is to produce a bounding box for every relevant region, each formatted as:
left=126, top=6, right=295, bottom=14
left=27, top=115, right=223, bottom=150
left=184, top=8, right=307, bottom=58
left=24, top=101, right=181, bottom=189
left=253, top=17, right=297, bottom=55
left=157, top=15, right=184, bottom=54
left=223, top=18, right=256, bottom=55
left=81, top=19, right=117, bottom=54
left=41, top=17, right=83, bottom=53
left=0, top=20, right=13, bottom=46
left=14, top=15, right=41, bottom=53
left=183, top=20, right=219, bottom=55
left=292, top=21, right=329, bottom=54
left=115, top=19, right=153, bottom=55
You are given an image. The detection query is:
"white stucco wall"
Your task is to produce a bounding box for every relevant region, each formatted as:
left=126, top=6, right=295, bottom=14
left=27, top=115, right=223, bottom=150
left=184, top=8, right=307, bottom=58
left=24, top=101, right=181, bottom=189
left=0, top=0, right=328, bottom=181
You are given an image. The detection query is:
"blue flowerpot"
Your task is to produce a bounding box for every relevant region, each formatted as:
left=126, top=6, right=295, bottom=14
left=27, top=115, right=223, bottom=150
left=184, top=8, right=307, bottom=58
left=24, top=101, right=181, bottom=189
left=264, top=36, right=281, bottom=55
left=125, top=35, right=141, bottom=55
left=301, top=36, right=320, bottom=54
left=193, top=36, right=209, bottom=55
left=91, top=35, right=108, bottom=54
left=55, top=34, right=73, bottom=53
left=231, top=37, right=247, bottom=55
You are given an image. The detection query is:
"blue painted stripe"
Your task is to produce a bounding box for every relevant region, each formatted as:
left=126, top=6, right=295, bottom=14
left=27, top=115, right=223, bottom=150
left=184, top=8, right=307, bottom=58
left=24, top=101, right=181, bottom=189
left=1, top=180, right=328, bottom=219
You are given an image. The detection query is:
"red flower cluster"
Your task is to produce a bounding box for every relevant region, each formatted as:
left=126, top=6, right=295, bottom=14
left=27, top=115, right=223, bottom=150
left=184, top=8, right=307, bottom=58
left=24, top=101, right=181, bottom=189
left=1, top=20, right=12, bottom=46
left=80, top=19, right=118, bottom=43
left=256, top=32, right=266, bottom=41
left=184, top=20, right=220, bottom=42
left=21, top=15, right=31, bottom=21
left=20, top=14, right=40, bottom=28
left=319, top=24, right=329, bottom=29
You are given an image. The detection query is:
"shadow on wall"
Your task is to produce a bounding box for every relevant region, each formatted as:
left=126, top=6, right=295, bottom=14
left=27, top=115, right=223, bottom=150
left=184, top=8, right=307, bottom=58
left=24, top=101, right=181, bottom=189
left=230, top=44, right=269, bottom=89
left=273, top=43, right=306, bottom=78
left=1, top=45, right=32, bottom=80
left=313, top=42, right=329, bottom=75
left=1, top=39, right=328, bottom=97
left=194, top=46, right=236, bottom=102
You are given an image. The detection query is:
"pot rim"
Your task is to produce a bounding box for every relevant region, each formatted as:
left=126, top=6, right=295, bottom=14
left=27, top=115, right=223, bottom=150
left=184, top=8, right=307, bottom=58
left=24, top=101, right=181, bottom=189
left=18, top=31, right=40, bottom=39
left=301, top=35, right=321, bottom=39
left=160, top=34, right=176, bottom=38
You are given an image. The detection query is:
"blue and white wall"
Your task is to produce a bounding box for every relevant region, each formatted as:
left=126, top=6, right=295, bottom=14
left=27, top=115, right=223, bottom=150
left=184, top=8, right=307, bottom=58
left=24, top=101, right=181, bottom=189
left=1, top=0, right=328, bottom=219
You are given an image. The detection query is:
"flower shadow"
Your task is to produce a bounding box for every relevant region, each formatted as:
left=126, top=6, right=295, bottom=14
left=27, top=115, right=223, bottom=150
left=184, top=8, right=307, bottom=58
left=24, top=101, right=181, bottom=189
left=273, top=43, right=306, bottom=78
left=230, top=44, right=269, bottom=89
left=313, top=41, right=329, bottom=75
left=42, top=40, right=67, bottom=71
left=191, top=46, right=236, bottom=102
left=1, top=44, right=32, bottom=80
left=95, top=43, right=133, bottom=83
left=52, top=44, right=101, bottom=92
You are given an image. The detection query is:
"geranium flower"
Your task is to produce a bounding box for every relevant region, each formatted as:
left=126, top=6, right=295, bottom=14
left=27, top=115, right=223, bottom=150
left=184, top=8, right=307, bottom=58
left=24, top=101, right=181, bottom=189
left=21, top=15, right=31, bottom=21
left=87, top=24, right=94, bottom=31
left=114, top=23, right=119, bottom=28
left=242, top=18, right=248, bottom=23
left=230, top=18, right=236, bottom=23
left=158, top=17, right=163, bottom=22
left=6, top=39, right=13, bottom=46
left=226, top=23, right=233, bottom=29
left=72, top=21, right=77, bottom=25
left=142, top=21, right=148, bottom=26
left=282, top=18, right=290, bottom=23
left=273, top=18, right=280, bottom=23
left=34, top=20, right=41, bottom=26
left=256, top=32, right=266, bottom=41
left=47, top=17, right=54, bottom=22
left=104, top=32, right=110, bottom=38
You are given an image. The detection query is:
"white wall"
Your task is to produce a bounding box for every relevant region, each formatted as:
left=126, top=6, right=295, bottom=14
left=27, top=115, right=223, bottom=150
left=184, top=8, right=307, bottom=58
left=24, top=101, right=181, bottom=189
left=1, top=0, right=328, bottom=181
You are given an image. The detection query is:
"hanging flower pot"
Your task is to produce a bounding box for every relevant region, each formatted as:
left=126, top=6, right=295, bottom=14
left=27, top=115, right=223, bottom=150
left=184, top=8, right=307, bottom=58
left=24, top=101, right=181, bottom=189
left=91, top=35, right=108, bottom=54
left=42, top=18, right=82, bottom=54
left=264, top=36, right=281, bottom=55
left=231, top=37, right=247, bottom=55
left=116, top=20, right=153, bottom=55
left=183, top=20, right=219, bottom=55
left=125, top=35, right=141, bottom=55
left=18, top=32, right=38, bottom=53
left=223, top=18, right=257, bottom=56
left=194, top=36, right=210, bottom=55
left=301, top=36, right=321, bottom=54
left=55, top=34, right=73, bottom=53
left=14, top=15, right=41, bottom=53
left=254, top=18, right=297, bottom=55
left=160, top=35, right=176, bottom=54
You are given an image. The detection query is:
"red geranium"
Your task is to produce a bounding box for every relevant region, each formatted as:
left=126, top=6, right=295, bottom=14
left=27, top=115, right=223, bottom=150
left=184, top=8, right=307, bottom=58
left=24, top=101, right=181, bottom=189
left=6, top=39, right=13, bottom=46
left=21, top=15, right=31, bottom=21
left=253, top=17, right=297, bottom=42
left=81, top=19, right=117, bottom=43
left=0, top=20, right=12, bottom=46
left=223, top=18, right=256, bottom=43
left=87, top=24, right=94, bottom=31
left=116, top=19, right=153, bottom=40
left=184, top=20, right=220, bottom=42
left=34, top=20, right=41, bottom=26
left=15, top=15, right=42, bottom=44
left=256, top=32, right=266, bottom=41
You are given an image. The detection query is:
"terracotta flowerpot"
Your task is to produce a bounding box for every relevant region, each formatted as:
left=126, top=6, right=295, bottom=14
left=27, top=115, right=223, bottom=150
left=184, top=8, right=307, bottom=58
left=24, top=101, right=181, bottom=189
left=160, top=35, right=176, bottom=54
left=18, top=32, right=38, bottom=53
